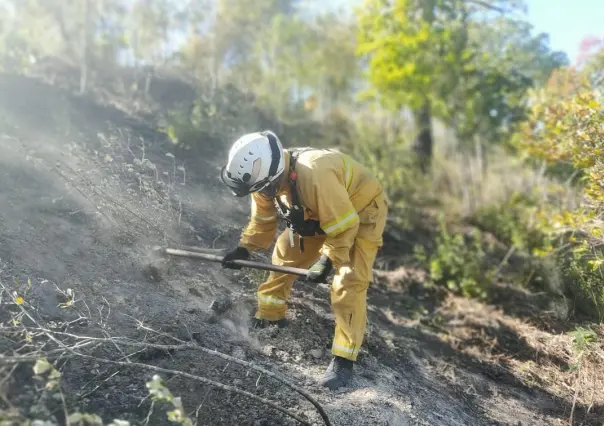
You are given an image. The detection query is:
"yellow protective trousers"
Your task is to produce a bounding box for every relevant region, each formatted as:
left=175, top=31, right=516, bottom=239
left=254, top=194, right=388, bottom=361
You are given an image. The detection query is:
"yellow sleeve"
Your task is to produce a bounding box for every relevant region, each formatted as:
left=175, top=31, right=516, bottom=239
left=306, top=168, right=359, bottom=266
left=239, top=192, right=278, bottom=252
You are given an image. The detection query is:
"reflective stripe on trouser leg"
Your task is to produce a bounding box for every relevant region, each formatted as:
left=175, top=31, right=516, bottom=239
left=330, top=194, right=388, bottom=361
left=256, top=230, right=325, bottom=321
left=330, top=238, right=378, bottom=361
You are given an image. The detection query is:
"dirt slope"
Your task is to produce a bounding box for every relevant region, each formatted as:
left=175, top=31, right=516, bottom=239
left=0, top=74, right=602, bottom=426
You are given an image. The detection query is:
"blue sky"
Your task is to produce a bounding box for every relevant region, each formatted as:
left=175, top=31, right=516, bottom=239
left=526, top=0, right=604, bottom=65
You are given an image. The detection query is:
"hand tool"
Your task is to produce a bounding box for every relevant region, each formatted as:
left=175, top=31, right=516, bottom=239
left=153, top=246, right=310, bottom=277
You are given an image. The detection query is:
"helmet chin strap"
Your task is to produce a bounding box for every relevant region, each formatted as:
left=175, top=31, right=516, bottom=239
left=259, top=172, right=283, bottom=198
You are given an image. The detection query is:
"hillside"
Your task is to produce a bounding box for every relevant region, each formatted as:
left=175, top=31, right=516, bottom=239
left=1, top=72, right=602, bottom=426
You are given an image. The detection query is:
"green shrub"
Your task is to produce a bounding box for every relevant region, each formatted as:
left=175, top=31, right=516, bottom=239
left=414, top=217, right=495, bottom=298
left=514, top=61, right=604, bottom=321
left=162, top=83, right=325, bottom=159
left=471, top=192, right=553, bottom=255
left=556, top=242, right=604, bottom=321
left=161, top=85, right=268, bottom=155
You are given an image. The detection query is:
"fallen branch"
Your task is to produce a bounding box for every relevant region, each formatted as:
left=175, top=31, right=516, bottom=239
left=3, top=291, right=329, bottom=426
left=3, top=326, right=332, bottom=426
left=76, top=353, right=312, bottom=425
left=5, top=348, right=309, bottom=425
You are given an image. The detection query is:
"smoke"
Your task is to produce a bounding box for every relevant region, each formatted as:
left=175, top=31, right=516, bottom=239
left=220, top=315, right=263, bottom=352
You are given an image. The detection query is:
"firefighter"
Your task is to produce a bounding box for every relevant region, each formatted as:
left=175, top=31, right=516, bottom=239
left=219, top=130, right=388, bottom=390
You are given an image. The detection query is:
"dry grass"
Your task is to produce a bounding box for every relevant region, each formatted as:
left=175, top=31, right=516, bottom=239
left=373, top=267, right=428, bottom=289
left=429, top=144, right=581, bottom=220
left=426, top=295, right=604, bottom=422
left=512, top=321, right=604, bottom=422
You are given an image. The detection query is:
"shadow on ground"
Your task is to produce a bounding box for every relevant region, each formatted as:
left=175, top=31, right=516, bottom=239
left=362, top=277, right=604, bottom=426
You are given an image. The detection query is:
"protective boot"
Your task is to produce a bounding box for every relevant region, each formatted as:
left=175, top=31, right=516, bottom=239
left=251, top=318, right=289, bottom=329
left=320, top=356, right=353, bottom=390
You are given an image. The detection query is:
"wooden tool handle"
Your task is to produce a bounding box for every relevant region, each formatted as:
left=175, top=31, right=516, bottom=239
left=162, top=248, right=310, bottom=277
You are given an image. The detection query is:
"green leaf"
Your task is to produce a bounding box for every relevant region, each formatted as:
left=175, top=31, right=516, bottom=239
left=33, top=358, right=53, bottom=375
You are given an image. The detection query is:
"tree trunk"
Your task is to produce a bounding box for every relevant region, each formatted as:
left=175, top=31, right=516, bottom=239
left=413, top=0, right=436, bottom=174
left=144, top=66, right=154, bottom=95
left=79, top=0, right=90, bottom=95
left=475, top=136, right=488, bottom=176
left=413, top=102, right=433, bottom=174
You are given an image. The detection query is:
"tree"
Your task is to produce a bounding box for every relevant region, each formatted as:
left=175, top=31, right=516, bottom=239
left=250, top=11, right=360, bottom=122
left=210, top=0, right=299, bottom=87
left=306, top=13, right=360, bottom=116
left=80, top=0, right=90, bottom=94
left=577, top=36, right=604, bottom=90
left=514, top=43, right=604, bottom=318
left=450, top=17, right=568, bottom=146
left=356, top=0, right=449, bottom=172
left=128, top=0, right=174, bottom=65
left=1, top=0, right=128, bottom=83
left=355, top=0, right=566, bottom=171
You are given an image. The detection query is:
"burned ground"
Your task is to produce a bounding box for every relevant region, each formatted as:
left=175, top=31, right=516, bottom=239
left=0, top=73, right=602, bottom=426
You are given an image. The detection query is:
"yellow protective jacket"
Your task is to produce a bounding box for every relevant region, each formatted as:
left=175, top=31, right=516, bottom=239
left=239, top=148, right=385, bottom=266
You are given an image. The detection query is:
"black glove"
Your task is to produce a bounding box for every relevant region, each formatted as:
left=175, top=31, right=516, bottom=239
left=306, top=254, right=333, bottom=283
left=221, top=246, right=250, bottom=269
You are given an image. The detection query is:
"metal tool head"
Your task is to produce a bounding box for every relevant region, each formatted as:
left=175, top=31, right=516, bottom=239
left=151, top=245, right=166, bottom=256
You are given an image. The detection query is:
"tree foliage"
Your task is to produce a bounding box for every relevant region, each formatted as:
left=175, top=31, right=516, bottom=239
left=355, top=0, right=568, bottom=151
left=515, top=42, right=604, bottom=318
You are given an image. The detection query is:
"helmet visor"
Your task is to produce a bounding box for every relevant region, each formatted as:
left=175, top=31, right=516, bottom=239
left=220, top=166, right=272, bottom=197
left=220, top=166, right=250, bottom=197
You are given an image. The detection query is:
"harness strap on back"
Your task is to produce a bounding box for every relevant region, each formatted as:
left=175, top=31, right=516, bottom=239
left=288, top=149, right=303, bottom=206
left=273, top=148, right=324, bottom=253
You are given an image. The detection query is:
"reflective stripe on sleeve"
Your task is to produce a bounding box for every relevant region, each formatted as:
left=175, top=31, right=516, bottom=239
left=322, top=209, right=359, bottom=236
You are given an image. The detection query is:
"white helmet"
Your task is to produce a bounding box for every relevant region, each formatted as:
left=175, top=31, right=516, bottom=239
left=220, top=130, right=285, bottom=197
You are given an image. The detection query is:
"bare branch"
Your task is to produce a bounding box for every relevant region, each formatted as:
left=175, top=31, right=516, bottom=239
left=65, top=351, right=312, bottom=425
left=4, top=326, right=331, bottom=426
left=465, top=0, right=506, bottom=13
left=1, top=291, right=329, bottom=426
